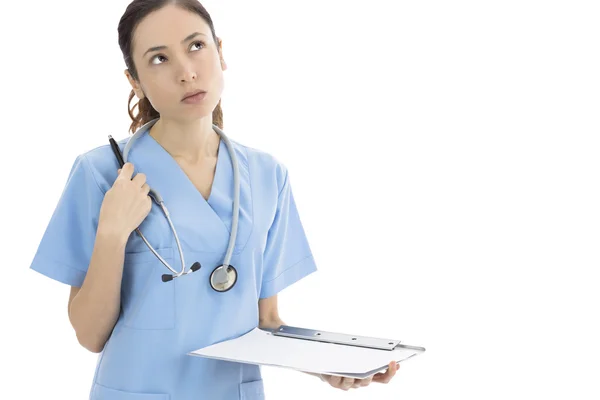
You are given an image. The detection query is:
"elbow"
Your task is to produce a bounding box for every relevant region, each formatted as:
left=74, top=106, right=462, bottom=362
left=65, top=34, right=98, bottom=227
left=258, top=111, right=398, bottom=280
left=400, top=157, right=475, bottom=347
left=75, top=330, right=106, bottom=353
left=69, top=307, right=107, bottom=353
left=86, top=342, right=105, bottom=354
left=79, top=336, right=105, bottom=353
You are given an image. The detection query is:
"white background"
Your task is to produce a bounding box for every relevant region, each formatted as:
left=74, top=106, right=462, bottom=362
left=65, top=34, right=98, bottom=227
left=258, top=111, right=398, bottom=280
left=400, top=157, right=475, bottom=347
left=1, top=0, right=599, bottom=398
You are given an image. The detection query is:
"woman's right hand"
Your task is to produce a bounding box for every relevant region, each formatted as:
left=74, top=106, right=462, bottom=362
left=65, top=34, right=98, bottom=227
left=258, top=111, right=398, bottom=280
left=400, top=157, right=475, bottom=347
left=98, top=162, right=152, bottom=242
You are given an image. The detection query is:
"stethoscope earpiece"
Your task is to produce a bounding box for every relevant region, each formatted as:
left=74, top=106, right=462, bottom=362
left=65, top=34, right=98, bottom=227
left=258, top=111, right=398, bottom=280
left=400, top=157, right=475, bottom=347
left=190, top=261, right=202, bottom=272
left=161, top=261, right=202, bottom=283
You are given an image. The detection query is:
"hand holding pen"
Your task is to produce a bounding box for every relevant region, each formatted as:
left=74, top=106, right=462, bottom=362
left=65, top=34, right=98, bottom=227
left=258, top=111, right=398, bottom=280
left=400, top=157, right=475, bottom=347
left=96, top=136, right=152, bottom=243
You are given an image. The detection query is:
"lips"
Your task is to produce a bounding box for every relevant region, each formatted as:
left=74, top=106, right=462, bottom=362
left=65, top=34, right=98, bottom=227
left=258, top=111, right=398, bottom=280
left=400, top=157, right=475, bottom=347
left=182, top=90, right=206, bottom=100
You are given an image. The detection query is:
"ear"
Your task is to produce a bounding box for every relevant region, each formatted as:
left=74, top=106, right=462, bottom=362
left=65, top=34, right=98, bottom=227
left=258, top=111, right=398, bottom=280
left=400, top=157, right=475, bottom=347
left=124, top=69, right=145, bottom=99
left=217, top=38, right=227, bottom=71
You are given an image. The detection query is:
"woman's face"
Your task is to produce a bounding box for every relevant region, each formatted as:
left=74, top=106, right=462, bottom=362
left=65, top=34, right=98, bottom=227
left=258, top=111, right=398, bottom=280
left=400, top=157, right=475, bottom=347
left=125, top=4, right=227, bottom=122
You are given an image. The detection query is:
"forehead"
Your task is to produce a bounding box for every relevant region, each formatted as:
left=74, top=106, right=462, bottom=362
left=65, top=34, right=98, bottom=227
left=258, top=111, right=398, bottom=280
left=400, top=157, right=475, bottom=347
left=132, top=5, right=211, bottom=56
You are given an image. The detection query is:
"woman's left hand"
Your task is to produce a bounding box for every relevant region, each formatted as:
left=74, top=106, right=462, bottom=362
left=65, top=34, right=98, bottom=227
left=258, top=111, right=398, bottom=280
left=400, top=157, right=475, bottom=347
left=319, top=361, right=400, bottom=391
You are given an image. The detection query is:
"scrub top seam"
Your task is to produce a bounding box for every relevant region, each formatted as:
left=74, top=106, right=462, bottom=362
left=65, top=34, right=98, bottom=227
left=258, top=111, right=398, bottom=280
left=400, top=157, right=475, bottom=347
left=36, top=251, right=88, bottom=277
left=261, top=254, right=314, bottom=284
left=81, top=153, right=107, bottom=195
left=278, top=166, right=289, bottom=198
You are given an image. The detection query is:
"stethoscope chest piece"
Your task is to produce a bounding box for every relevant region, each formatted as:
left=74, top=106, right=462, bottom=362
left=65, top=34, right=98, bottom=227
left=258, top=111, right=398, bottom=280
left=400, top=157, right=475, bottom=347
left=210, top=265, right=238, bottom=292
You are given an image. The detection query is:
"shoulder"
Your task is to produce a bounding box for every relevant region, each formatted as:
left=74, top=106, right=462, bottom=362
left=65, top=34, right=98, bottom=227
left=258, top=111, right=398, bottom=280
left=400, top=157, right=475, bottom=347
left=232, top=139, right=289, bottom=191
left=70, top=139, right=127, bottom=194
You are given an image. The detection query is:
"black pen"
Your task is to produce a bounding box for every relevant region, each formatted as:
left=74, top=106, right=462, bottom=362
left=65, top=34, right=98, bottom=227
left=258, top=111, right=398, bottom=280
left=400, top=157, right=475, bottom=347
left=108, top=135, right=125, bottom=168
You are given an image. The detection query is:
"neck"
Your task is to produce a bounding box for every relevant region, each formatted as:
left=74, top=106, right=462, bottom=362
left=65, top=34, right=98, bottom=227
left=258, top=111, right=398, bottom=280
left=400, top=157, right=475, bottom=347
left=149, top=117, right=220, bottom=163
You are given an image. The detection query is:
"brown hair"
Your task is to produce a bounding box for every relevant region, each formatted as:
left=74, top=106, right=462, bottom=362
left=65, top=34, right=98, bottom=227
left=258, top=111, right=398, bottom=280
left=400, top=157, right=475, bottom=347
left=118, top=0, right=224, bottom=135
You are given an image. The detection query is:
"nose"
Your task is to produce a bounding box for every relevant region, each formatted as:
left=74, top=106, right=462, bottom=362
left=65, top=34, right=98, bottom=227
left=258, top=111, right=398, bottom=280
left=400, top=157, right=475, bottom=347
left=177, top=59, right=197, bottom=82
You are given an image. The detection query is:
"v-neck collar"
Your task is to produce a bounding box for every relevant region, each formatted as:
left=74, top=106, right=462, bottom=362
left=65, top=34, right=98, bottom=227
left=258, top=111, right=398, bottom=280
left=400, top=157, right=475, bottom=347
left=124, top=119, right=253, bottom=256
left=145, top=127, right=225, bottom=207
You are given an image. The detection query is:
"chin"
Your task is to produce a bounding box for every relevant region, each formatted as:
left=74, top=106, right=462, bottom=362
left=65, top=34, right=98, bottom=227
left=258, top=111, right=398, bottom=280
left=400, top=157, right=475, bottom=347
left=178, top=108, right=214, bottom=122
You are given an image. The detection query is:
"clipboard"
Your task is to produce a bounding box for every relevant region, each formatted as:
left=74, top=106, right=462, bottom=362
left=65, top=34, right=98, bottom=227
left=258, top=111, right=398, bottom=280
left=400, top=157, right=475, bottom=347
left=188, top=325, right=425, bottom=379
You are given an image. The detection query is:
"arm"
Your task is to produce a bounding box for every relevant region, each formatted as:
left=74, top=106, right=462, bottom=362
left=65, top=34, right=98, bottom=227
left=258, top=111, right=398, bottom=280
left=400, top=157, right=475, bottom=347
left=67, top=225, right=128, bottom=353
left=258, top=295, right=322, bottom=380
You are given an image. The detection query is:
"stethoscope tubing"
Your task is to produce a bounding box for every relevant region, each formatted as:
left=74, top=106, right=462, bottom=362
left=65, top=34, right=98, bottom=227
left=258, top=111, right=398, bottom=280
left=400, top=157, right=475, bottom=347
left=110, top=118, right=240, bottom=284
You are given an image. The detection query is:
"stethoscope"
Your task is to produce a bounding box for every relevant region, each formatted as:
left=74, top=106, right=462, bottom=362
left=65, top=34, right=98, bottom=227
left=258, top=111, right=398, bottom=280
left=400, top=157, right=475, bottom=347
left=108, top=118, right=239, bottom=292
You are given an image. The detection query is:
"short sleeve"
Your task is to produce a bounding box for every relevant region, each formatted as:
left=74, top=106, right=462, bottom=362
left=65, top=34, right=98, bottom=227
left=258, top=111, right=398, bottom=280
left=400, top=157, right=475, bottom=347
left=29, top=155, right=105, bottom=287
left=260, top=168, right=317, bottom=299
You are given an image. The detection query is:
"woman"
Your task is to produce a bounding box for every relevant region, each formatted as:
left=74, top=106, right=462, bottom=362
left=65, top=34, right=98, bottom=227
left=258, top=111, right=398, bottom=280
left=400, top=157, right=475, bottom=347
left=29, top=0, right=399, bottom=398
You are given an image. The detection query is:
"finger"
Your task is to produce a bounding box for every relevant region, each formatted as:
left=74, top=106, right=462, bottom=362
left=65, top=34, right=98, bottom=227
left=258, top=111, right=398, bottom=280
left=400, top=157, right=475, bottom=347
left=328, top=375, right=342, bottom=387
left=118, top=162, right=134, bottom=179
left=141, top=183, right=150, bottom=195
left=373, top=373, right=392, bottom=384
left=373, top=362, right=397, bottom=384
left=340, top=377, right=354, bottom=390
left=132, top=172, right=147, bottom=187
left=360, top=376, right=373, bottom=387
left=389, top=361, right=397, bottom=377
left=372, top=372, right=386, bottom=383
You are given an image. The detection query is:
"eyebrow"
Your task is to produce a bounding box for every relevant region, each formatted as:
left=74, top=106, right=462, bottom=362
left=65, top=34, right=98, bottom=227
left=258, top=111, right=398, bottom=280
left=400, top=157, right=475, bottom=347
left=143, top=32, right=207, bottom=57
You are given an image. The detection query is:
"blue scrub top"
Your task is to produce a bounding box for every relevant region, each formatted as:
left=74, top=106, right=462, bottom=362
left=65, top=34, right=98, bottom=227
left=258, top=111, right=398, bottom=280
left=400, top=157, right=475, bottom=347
left=29, top=120, right=318, bottom=400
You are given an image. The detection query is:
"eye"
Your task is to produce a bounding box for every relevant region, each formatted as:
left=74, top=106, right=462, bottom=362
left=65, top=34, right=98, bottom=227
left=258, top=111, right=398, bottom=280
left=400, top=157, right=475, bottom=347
left=190, top=40, right=205, bottom=51
left=151, top=55, right=168, bottom=65
left=150, top=41, right=206, bottom=65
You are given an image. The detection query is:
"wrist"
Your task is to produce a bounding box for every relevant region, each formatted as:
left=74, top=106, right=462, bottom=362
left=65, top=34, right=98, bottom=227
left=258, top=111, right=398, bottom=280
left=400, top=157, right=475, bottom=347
left=96, top=222, right=130, bottom=249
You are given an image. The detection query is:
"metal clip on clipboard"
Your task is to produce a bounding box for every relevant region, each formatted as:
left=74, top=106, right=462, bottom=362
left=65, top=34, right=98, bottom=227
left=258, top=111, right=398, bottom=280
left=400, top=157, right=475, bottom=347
left=272, top=325, right=402, bottom=351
